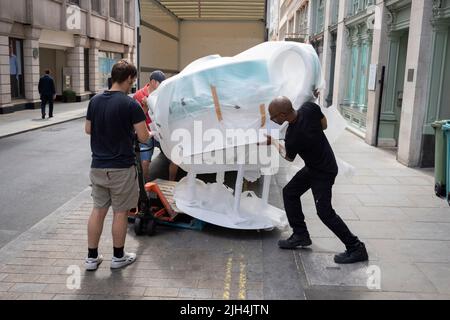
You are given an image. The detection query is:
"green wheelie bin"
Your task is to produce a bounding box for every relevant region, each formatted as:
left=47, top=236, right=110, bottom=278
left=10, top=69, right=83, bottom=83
left=432, top=120, right=450, bottom=198
left=443, top=123, right=450, bottom=205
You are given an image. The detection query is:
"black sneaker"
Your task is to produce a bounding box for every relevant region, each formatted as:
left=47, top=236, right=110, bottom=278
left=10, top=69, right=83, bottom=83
left=278, top=233, right=312, bottom=249
left=334, top=242, right=369, bottom=264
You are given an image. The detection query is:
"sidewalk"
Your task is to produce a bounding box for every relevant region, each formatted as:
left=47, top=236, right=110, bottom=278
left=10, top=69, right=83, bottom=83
left=0, top=124, right=449, bottom=299
left=0, top=101, right=88, bottom=139
left=275, top=133, right=450, bottom=299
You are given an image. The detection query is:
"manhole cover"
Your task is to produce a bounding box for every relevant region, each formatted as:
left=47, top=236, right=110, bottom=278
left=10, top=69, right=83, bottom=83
left=299, top=252, right=370, bottom=287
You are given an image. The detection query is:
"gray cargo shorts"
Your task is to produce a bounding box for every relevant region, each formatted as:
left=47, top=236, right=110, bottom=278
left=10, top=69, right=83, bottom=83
left=89, top=166, right=139, bottom=212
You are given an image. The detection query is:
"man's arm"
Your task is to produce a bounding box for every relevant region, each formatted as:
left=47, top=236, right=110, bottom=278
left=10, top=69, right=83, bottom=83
left=85, top=120, right=91, bottom=135
left=321, top=115, right=328, bottom=130
left=134, top=121, right=152, bottom=143
left=264, top=135, right=295, bottom=162
left=51, top=79, right=56, bottom=99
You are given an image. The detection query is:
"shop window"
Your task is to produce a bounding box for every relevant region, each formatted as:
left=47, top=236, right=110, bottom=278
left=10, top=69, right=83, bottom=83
left=9, top=38, right=25, bottom=99
left=98, top=51, right=123, bottom=90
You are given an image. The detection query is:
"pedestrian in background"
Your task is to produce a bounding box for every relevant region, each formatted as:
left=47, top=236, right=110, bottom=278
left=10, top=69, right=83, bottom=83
left=38, top=70, right=56, bottom=119
left=84, top=60, right=151, bottom=271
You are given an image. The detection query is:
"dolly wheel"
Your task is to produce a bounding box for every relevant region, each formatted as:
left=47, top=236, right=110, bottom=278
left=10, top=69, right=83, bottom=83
left=134, top=217, right=144, bottom=236
left=146, top=219, right=156, bottom=236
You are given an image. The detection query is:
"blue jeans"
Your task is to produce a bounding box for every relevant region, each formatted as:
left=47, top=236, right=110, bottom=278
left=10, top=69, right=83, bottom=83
left=139, top=138, right=160, bottom=161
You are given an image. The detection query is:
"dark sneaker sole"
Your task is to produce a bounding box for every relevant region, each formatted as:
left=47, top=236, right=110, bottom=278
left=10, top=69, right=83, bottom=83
left=278, top=241, right=313, bottom=250
left=334, top=255, right=369, bottom=264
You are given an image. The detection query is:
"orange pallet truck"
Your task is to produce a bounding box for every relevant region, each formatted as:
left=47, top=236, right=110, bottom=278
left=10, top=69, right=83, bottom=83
left=129, top=136, right=205, bottom=236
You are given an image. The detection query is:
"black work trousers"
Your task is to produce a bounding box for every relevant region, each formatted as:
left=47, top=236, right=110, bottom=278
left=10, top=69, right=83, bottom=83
left=41, top=95, right=54, bottom=118
left=283, top=167, right=359, bottom=249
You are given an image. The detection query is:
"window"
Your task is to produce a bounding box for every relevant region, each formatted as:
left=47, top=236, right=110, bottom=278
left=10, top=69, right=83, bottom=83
left=350, top=0, right=374, bottom=16
left=8, top=38, right=25, bottom=99
left=331, top=0, right=339, bottom=25
left=295, top=5, right=308, bottom=39
left=69, top=0, right=81, bottom=6
left=124, top=0, right=131, bottom=25
left=288, top=17, right=294, bottom=34
left=98, top=51, right=123, bottom=90
left=91, top=0, right=101, bottom=14
left=110, top=0, right=118, bottom=20
left=316, top=0, right=325, bottom=34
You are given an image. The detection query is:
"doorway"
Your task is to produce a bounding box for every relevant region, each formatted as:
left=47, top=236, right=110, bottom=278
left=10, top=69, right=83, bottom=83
left=379, top=31, right=409, bottom=147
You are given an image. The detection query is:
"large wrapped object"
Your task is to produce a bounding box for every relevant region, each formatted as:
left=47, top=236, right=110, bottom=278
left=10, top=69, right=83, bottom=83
left=146, top=41, right=347, bottom=230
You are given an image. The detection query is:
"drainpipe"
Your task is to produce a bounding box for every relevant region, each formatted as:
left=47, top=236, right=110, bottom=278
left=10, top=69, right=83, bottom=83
left=137, top=0, right=141, bottom=89
left=264, top=0, right=269, bottom=41
left=375, top=65, right=386, bottom=147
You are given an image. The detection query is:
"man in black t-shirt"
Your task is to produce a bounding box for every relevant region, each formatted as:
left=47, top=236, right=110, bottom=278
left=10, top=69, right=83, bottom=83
left=267, top=96, right=368, bottom=264
left=84, top=60, right=152, bottom=271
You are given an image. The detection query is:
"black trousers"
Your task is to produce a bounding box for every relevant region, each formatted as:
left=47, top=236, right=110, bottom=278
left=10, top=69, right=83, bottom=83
left=283, top=167, right=359, bottom=249
left=41, top=95, right=54, bottom=117
left=10, top=75, right=19, bottom=98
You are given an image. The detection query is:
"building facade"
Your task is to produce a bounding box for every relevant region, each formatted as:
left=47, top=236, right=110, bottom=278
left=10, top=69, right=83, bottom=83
left=0, top=0, right=138, bottom=113
left=271, top=0, right=450, bottom=168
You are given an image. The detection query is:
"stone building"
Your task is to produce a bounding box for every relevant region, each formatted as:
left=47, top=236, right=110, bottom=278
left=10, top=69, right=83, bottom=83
left=0, top=0, right=138, bottom=113
left=270, top=0, right=450, bottom=168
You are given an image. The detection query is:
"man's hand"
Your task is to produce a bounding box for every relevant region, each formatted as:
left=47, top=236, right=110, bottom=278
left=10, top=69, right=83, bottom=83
left=263, top=134, right=291, bottom=160
left=259, top=134, right=272, bottom=146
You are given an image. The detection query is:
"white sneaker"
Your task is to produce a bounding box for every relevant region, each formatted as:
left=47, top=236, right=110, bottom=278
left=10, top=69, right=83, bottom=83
left=110, top=252, right=137, bottom=269
left=84, top=255, right=103, bottom=271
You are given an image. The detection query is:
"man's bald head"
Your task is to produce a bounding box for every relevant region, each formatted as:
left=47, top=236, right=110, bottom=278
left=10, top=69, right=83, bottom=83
left=269, top=96, right=295, bottom=125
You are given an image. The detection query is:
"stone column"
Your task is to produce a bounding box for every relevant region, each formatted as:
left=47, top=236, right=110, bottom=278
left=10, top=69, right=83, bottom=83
left=397, top=0, right=433, bottom=167
left=306, top=0, right=313, bottom=42
left=365, top=0, right=390, bottom=146
left=320, top=0, right=333, bottom=106
left=67, top=35, right=87, bottom=97
left=89, top=38, right=101, bottom=93
left=332, top=0, right=351, bottom=108
left=0, top=33, right=12, bottom=110
left=23, top=26, right=41, bottom=103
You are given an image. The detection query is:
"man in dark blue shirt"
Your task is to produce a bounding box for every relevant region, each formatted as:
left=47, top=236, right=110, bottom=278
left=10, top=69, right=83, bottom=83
left=38, top=70, right=56, bottom=119
left=267, top=96, right=368, bottom=264
left=84, top=60, right=151, bottom=271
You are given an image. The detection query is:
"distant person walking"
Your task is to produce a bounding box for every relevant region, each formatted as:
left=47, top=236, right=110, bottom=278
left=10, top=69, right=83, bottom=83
left=38, top=70, right=56, bottom=119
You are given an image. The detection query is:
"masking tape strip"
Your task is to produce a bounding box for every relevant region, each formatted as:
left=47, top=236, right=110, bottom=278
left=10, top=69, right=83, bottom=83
left=260, top=104, right=266, bottom=128
left=210, top=85, right=223, bottom=122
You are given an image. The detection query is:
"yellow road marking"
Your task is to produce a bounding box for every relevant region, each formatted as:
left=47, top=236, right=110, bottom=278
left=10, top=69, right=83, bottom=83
left=223, top=256, right=233, bottom=300
left=238, top=260, right=247, bottom=300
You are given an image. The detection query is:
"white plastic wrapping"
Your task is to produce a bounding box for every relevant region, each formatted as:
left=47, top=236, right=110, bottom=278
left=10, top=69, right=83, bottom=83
left=148, top=41, right=325, bottom=172
left=145, top=42, right=348, bottom=230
